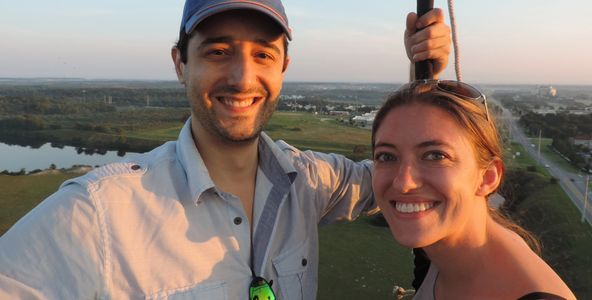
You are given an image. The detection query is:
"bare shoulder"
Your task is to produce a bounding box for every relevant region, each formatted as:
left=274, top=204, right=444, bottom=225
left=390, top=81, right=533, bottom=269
left=496, top=230, right=576, bottom=300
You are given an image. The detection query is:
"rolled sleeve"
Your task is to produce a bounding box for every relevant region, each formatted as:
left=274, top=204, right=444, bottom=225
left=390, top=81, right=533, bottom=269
left=287, top=147, right=378, bottom=225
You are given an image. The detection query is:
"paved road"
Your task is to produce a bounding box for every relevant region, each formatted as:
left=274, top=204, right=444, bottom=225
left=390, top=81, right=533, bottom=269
left=490, top=96, right=592, bottom=225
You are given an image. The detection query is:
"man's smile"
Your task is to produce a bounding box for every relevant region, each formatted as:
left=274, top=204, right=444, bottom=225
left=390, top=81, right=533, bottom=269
left=215, top=95, right=263, bottom=109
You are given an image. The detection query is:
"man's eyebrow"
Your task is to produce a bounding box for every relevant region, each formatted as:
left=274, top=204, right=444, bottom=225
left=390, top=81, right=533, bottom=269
left=197, top=36, right=281, bottom=55
left=254, top=38, right=281, bottom=55
left=198, top=36, right=233, bottom=49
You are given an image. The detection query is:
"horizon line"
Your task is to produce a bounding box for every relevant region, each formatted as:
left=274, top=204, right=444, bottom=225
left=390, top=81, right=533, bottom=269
left=1, top=77, right=592, bottom=87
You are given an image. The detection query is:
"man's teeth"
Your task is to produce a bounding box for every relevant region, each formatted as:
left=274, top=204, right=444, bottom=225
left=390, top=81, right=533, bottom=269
left=221, top=98, right=255, bottom=108
left=394, top=202, right=435, bottom=213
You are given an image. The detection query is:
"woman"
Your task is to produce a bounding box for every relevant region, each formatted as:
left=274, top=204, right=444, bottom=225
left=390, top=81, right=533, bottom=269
left=371, top=80, right=575, bottom=299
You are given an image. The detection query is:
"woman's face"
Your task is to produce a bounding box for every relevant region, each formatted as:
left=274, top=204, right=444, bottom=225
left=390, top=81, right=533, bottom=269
left=372, top=103, right=487, bottom=248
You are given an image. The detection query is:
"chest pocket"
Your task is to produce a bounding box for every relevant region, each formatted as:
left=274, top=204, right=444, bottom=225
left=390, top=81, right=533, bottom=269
left=272, top=239, right=310, bottom=300
left=155, top=281, right=227, bottom=300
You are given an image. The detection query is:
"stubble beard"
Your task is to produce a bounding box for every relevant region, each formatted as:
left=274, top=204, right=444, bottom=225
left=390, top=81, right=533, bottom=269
left=192, top=95, right=278, bottom=144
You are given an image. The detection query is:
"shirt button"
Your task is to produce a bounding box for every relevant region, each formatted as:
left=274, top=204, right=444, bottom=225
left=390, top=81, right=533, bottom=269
left=233, top=217, right=242, bottom=225
left=131, top=164, right=141, bottom=170
left=301, top=258, right=308, bottom=266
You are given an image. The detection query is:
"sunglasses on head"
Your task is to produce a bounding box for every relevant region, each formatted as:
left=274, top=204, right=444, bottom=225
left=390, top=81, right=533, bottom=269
left=407, top=79, right=490, bottom=121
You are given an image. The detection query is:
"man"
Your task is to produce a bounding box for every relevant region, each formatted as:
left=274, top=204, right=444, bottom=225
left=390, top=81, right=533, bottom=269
left=0, top=0, right=450, bottom=299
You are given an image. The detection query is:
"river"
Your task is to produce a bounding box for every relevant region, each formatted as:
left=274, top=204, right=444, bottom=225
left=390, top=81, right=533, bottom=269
left=0, top=142, right=140, bottom=172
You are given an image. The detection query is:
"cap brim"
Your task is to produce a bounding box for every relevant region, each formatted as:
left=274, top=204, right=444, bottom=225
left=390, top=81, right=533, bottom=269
left=184, top=2, right=292, bottom=40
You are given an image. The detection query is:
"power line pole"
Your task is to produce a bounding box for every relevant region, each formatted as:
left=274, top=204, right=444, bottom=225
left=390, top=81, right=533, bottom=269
left=537, top=129, right=542, bottom=164
left=583, top=175, right=590, bottom=223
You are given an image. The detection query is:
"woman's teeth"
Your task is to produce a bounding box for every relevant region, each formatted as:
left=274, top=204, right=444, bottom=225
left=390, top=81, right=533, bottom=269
left=394, top=202, right=435, bottom=213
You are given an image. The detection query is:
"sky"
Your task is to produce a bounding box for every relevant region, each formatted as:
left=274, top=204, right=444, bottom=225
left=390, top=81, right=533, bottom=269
left=1, top=0, right=591, bottom=85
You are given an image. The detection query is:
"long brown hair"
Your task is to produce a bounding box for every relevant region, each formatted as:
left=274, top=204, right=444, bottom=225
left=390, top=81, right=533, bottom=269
left=371, top=81, right=541, bottom=254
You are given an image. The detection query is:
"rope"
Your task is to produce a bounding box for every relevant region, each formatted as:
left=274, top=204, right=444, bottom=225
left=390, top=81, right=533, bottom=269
left=447, top=0, right=462, bottom=81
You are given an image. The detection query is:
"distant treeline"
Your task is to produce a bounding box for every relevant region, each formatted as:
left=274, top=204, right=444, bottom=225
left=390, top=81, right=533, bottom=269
left=0, top=85, right=188, bottom=114
left=0, top=98, right=116, bottom=115
left=519, top=112, right=592, bottom=138
left=0, top=128, right=161, bottom=155
left=0, top=115, right=125, bottom=133
left=0, top=115, right=48, bottom=130
left=519, top=112, right=592, bottom=170
left=280, top=82, right=398, bottom=105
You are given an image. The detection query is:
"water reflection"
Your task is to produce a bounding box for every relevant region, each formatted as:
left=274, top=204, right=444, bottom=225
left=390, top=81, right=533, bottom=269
left=0, top=142, right=140, bottom=172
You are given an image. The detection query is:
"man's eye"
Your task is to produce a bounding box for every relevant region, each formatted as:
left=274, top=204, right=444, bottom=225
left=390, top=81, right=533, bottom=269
left=374, top=152, right=396, bottom=162
left=209, top=49, right=226, bottom=56
left=255, top=52, right=273, bottom=60
left=424, top=152, right=447, bottom=161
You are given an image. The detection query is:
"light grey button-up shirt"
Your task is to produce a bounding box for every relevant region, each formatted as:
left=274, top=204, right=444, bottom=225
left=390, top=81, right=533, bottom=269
left=0, top=120, right=377, bottom=299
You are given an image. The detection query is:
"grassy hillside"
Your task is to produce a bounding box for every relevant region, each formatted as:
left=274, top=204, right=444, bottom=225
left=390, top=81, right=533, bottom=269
left=503, top=142, right=591, bottom=297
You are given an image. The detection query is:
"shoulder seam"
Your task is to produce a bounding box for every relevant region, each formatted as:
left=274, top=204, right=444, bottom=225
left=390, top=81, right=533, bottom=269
left=87, top=187, right=111, bottom=296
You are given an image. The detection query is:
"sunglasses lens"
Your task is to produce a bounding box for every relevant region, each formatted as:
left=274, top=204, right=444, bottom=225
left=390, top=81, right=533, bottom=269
left=250, top=277, right=276, bottom=300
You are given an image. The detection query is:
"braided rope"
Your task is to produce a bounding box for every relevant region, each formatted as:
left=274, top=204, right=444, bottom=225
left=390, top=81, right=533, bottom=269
left=447, top=0, right=463, bottom=81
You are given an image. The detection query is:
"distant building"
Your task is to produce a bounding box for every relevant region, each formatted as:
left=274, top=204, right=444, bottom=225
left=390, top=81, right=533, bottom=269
left=572, top=135, right=592, bottom=148
left=533, top=108, right=557, bottom=115
left=329, top=110, right=349, bottom=116
left=352, top=111, right=378, bottom=128
left=303, top=104, right=316, bottom=111
left=280, top=94, right=304, bottom=100
left=566, top=109, right=592, bottom=115
left=537, top=85, right=557, bottom=98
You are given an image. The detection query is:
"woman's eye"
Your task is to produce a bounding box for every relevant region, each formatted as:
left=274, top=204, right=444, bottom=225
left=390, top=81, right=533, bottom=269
left=374, top=152, right=396, bottom=162
left=424, top=151, right=447, bottom=161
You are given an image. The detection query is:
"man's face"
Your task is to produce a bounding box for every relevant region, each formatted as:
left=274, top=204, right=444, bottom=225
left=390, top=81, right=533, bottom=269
left=173, top=10, right=289, bottom=144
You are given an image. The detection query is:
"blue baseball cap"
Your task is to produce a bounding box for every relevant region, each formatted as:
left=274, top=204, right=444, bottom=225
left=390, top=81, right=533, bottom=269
left=180, top=0, right=292, bottom=40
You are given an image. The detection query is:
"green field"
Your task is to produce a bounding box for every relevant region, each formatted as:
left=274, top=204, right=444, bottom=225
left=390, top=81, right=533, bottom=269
left=529, top=137, right=582, bottom=173
left=318, top=217, right=414, bottom=299
left=265, top=112, right=371, bottom=158
left=1, top=112, right=591, bottom=298
left=125, top=111, right=373, bottom=159
left=0, top=172, right=78, bottom=234
left=505, top=142, right=540, bottom=169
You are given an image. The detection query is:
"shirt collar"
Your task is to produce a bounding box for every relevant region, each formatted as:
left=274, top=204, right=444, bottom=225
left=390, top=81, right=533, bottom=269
left=176, top=119, right=298, bottom=206
left=258, top=132, right=297, bottom=185
left=176, top=119, right=216, bottom=204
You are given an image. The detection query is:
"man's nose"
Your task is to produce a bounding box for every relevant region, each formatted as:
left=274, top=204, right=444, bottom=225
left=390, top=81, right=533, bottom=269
left=227, top=54, right=256, bottom=91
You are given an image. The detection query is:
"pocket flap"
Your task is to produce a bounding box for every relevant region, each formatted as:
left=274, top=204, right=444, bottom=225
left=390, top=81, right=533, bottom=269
left=272, top=239, right=309, bottom=276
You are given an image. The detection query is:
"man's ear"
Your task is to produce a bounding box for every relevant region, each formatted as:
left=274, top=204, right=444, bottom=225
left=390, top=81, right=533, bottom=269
left=171, top=47, right=186, bottom=85
left=477, top=158, right=504, bottom=197
left=282, top=55, right=290, bottom=73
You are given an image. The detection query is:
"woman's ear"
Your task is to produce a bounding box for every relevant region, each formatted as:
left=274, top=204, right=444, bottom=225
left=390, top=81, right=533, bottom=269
left=477, top=158, right=504, bottom=197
